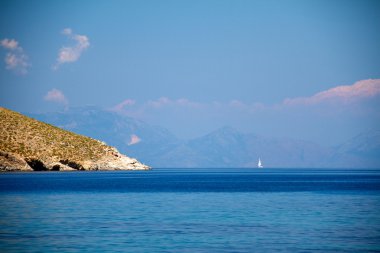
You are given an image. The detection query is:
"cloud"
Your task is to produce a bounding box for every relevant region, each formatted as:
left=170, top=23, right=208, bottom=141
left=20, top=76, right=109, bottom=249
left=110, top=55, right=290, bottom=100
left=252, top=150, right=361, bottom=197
left=111, top=79, right=380, bottom=117
left=146, top=97, right=202, bottom=109
left=147, top=97, right=172, bottom=108
left=113, top=97, right=265, bottom=116
left=62, top=28, right=72, bottom=36
left=112, top=99, right=136, bottom=112
left=284, top=79, right=380, bottom=106
left=112, top=79, right=380, bottom=122
left=128, top=134, right=141, bottom=146
left=44, top=89, right=68, bottom=106
left=176, top=98, right=202, bottom=108
left=53, top=28, right=90, bottom=69
left=1, top=38, right=29, bottom=74
left=1, top=39, right=18, bottom=49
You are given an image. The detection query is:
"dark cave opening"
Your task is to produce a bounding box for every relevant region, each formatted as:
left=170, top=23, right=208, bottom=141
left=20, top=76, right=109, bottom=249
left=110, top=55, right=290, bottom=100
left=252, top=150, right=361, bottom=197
left=25, top=158, right=48, bottom=171
left=59, top=159, right=84, bottom=170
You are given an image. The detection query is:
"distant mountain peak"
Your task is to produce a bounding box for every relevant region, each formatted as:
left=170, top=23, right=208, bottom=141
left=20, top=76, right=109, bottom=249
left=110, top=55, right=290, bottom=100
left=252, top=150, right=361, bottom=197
left=206, top=126, right=242, bottom=137
left=338, top=129, right=380, bottom=158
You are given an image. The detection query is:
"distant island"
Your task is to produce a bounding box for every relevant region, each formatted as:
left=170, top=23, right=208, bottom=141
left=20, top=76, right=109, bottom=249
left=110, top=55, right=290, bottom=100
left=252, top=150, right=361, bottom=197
left=0, top=107, right=150, bottom=171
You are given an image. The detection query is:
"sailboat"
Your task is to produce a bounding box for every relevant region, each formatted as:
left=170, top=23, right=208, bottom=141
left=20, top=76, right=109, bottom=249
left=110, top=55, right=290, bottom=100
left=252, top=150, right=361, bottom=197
left=257, top=158, right=263, bottom=168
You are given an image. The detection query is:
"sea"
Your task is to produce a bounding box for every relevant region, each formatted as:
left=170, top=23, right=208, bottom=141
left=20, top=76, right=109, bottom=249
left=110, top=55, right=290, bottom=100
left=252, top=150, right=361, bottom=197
left=0, top=168, right=380, bottom=252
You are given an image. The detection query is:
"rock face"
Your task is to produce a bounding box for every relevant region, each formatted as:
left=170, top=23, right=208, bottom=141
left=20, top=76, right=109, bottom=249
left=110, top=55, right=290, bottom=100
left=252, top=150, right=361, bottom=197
left=15, top=147, right=150, bottom=172
left=0, top=107, right=150, bottom=172
left=0, top=151, right=33, bottom=171
left=83, top=151, right=150, bottom=171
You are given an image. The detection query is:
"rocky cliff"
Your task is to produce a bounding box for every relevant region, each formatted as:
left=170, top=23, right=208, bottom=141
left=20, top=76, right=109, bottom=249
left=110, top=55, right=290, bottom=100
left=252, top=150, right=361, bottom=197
left=0, top=107, right=150, bottom=171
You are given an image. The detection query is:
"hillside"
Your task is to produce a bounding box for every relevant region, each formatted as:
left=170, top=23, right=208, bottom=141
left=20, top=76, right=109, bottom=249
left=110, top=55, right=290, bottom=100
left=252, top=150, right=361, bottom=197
left=0, top=107, right=150, bottom=171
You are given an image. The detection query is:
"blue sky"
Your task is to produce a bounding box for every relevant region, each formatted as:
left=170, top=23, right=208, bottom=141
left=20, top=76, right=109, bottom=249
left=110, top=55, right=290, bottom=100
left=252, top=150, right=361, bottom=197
left=1, top=0, right=379, bottom=145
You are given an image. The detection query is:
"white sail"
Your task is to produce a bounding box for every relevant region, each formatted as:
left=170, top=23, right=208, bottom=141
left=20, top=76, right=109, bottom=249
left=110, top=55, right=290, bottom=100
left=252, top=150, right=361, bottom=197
left=258, top=158, right=263, bottom=168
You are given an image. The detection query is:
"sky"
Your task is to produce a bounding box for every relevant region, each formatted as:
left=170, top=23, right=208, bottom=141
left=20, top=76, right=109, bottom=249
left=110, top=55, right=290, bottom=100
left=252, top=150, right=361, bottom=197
left=0, top=0, right=379, bottom=145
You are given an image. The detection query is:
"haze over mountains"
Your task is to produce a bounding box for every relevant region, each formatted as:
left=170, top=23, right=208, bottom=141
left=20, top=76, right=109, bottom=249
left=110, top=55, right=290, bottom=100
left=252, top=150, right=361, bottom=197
left=29, top=107, right=380, bottom=168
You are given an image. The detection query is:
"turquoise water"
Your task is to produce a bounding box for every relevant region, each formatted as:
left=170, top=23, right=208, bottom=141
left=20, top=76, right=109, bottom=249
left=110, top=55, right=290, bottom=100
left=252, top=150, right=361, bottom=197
left=1, top=169, right=380, bottom=252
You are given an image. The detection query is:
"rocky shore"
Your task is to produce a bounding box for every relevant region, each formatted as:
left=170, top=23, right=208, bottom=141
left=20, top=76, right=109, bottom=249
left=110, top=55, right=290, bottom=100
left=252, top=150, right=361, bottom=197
left=0, top=149, right=150, bottom=172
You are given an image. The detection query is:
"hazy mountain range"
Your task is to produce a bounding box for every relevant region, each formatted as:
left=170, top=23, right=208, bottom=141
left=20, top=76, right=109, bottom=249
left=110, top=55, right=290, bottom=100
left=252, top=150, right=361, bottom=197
left=29, top=107, right=380, bottom=168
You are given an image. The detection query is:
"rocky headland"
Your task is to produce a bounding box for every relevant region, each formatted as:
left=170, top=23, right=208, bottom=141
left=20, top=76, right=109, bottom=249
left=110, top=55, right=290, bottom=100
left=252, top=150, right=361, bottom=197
left=0, top=107, right=150, bottom=171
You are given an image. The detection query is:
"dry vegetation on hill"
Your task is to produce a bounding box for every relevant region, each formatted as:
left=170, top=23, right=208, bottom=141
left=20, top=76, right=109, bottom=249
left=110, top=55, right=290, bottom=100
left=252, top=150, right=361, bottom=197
left=0, top=107, right=149, bottom=171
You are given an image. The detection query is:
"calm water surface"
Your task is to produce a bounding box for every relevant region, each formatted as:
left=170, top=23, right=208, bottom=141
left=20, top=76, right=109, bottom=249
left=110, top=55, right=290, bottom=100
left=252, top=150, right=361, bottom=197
left=0, top=168, right=380, bottom=252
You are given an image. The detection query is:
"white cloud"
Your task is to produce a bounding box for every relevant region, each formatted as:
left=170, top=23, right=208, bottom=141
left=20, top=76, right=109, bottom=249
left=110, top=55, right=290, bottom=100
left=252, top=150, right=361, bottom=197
left=53, top=28, right=90, bottom=69
left=111, top=79, right=380, bottom=121
left=176, top=98, right=202, bottom=108
left=44, top=89, right=68, bottom=106
left=1, top=39, right=18, bottom=50
left=112, top=99, right=136, bottom=112
left=284, top=79, right=380, bottom=106
left=113, top=97, right=263, bottom=114
left=146, top=97, right=202, bottom=109
left=112, top=79, right=380, bottom=121
left=128, top=134, right=141, bottom=146
left=1, top=38, right=29, bottom=74
left=147, top=97, right=171, bottom=108
left=62, top=28, right=72, bottom=36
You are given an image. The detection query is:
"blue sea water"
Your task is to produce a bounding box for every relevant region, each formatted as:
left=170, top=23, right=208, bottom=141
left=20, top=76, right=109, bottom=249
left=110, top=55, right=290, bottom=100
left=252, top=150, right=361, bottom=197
left=0, top=168, right=380, bottom=252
